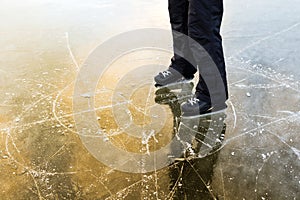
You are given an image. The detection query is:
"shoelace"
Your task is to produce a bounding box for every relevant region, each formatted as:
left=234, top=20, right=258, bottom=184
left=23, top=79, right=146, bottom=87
left=187, top=97, right=200, bottom=105
left=161, top=70, right=171, bottom=78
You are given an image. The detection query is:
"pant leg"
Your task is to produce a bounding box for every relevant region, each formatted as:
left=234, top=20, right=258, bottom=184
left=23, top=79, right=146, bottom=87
left=188, top=0, right=228, bottom=104
left=168, top=0, right=197, bottom=77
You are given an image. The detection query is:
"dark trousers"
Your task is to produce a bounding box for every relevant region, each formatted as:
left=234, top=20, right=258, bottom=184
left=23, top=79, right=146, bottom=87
left=169, top=0, right=228, bottom=104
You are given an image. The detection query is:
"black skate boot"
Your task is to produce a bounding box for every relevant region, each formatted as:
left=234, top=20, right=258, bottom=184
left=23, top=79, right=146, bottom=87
left=154, top=67, right=194, bottom=89
left=181, top=96, right=227, bottom=118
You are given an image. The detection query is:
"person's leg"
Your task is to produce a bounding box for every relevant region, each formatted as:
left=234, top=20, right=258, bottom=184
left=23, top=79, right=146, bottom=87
left=181, top=0, right=228, bottom=116
left=192, top=0, right=227, bottom=101
left=154, top=0, right=197, bottom=87
left=168, top=0, right=196, bottom=77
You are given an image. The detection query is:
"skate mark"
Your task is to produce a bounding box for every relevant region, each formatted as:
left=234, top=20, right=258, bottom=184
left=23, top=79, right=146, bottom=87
left=65, top=32, right=80, bottom=72
left=229, top=22, right=300, bottom=59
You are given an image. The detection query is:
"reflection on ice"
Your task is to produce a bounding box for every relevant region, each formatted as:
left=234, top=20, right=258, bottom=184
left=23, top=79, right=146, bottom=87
left=155, top=85, right=227, bottom=160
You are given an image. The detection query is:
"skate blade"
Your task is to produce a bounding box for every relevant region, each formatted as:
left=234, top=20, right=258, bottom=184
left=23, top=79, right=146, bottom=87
left=155, top=79, right=193, bottom=90
left=173, top=155, right=203, bottom=162
left=181, top=109, right=226, bottom=119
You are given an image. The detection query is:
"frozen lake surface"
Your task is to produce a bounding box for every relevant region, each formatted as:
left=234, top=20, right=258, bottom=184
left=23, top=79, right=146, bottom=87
left=0, top=0, right=299, bottom=199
